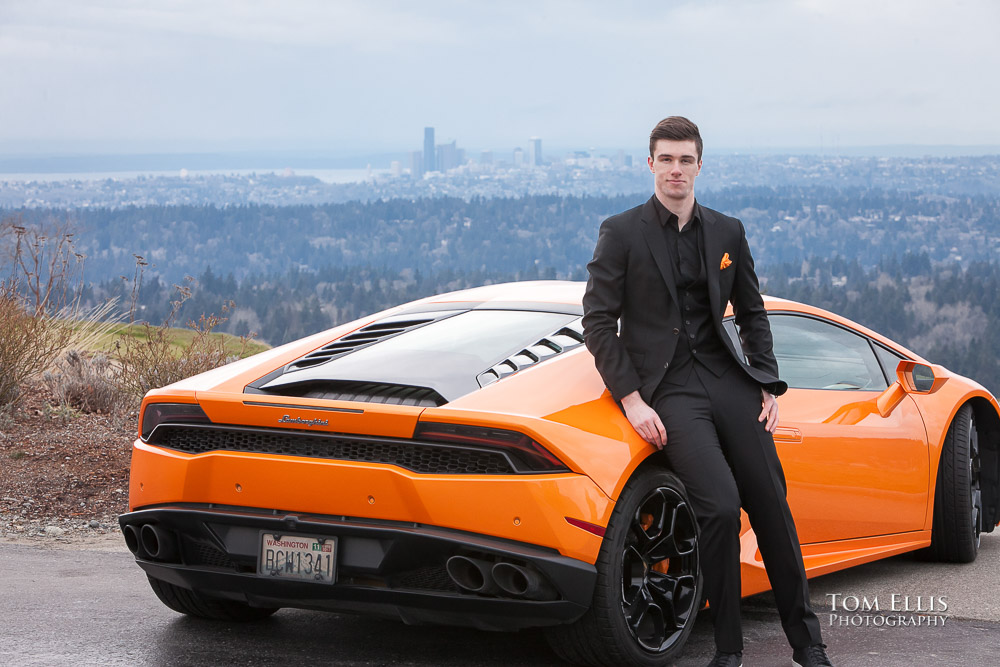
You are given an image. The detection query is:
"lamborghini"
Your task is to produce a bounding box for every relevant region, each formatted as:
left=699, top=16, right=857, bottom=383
left=120, top=280, right=999, bottom=666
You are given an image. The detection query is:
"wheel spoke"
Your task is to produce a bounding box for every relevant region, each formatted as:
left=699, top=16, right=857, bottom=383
left=637, top=602, right=666, bottom=649
left=634, top=490, right=668, bottom=542
left=972, top=487, right=983, bottom=534
left=626, top=587, right=667, bottom=650
left=621, top=545, right=646, bottom=604
left=646, top=572, right=680, bottom=632
left=646, top=504, right=697, bottom=559
left=624, top=586, right=652, bottom=634
left=672, top=574, right=697, bottom=622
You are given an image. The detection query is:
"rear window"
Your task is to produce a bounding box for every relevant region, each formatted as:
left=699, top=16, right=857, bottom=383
left=341, top=309, right=577, bottom=369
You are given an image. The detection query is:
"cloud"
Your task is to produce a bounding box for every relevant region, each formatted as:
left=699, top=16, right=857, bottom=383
left=0, top=0, right=997, bottom=152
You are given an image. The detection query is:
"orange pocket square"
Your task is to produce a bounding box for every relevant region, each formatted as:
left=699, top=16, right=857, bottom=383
left=720, top=253, right=732, bottom=270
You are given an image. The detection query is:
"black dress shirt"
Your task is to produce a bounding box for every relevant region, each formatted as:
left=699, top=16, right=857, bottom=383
left=652, top=197, right=733, bottom=385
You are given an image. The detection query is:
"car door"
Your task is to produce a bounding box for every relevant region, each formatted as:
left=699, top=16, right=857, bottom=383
left=726, top=313, right=929, bottom=544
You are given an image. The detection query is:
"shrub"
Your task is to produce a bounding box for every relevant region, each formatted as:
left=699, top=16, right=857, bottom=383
left=0, top=279, right=75, bottom=407
left=112, top=296, right=258, bottom=407
left=44, top=350, right=125, bottom=415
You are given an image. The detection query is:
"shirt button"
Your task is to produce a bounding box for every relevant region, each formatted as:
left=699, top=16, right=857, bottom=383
left=693, top=349, right=698, bottom=354
left=689, top=333, right=695, bottom=339
left=672, top=328, right=680, bottom=335
left=685, top=320, right=691, bottom=325
left=663, top=362, right=669, bottom=369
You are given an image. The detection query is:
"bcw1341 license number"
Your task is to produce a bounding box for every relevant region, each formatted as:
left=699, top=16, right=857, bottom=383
left=258, top=533, right=336, bottom=583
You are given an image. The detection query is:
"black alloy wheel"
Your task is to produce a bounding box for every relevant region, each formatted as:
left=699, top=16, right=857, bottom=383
left=970, top=411, right=983, bottom=551
left=546, top=467, right=702, bottom=666
left=621, top=485, right=699, bottom=652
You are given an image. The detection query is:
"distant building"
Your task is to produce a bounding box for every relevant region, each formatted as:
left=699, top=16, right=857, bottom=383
left=513, top=147, right=524, bottom=167
left=436, top=140, right=460, bottom=171
left=410, top=151, right=423, bottom=177
left=528, top=137, right=542, bottom=166
left=480, top=150, right=493, bottom=165
left=615, top=149, right=633, bottom=168
left=390, top=160, right=401, bottom=177
left=424, top=127, right=436, bottom=173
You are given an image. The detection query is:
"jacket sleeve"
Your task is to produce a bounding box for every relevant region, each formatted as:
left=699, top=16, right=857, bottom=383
left=729, top=220, right=788, bottom=396
left=582, top=218, right=643, bottom=401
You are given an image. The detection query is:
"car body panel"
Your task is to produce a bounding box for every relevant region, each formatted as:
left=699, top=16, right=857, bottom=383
left=123, top=280, right=1000, bottom=625
left=128, top=439, right=610, bottom=564
left=776, top=389, right=929, bottom=543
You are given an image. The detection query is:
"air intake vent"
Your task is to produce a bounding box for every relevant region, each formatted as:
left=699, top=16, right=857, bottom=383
left=267, top=381, right=446, bottom=407
left=150, top=425, right=518, bottom=474
left=477, top=318, right=585, bottom=387
left=284, top=311, right=456, bottom=372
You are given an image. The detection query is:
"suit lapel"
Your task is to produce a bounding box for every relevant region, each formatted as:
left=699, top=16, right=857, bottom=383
left=699, top=204, right=723, bottom=319
left=639, top=197, right=680, bottom=308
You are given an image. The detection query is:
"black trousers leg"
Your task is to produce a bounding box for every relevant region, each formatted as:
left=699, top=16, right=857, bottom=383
left=651, top=363, right=824, bottom=652
left=694, top=364, right=823, bottom=649
left=651, top=372, right=744, bottom=653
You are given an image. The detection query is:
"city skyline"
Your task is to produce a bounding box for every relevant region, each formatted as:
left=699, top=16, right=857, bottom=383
left=2, top=1, right=999, bottom=157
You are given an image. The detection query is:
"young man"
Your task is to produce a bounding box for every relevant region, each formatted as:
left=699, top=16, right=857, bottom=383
left=582, top=117, right=833, bottom=667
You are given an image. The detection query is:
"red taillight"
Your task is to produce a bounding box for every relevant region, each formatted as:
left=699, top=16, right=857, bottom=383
left=140, top=402, right=211, bottom=440
left=413, top=422, right=568, bottom=473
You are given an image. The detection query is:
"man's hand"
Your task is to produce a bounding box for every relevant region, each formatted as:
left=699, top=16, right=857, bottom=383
left=759, top=388, right=779, bottom=433
left=621, top=391, right=666, bottom=448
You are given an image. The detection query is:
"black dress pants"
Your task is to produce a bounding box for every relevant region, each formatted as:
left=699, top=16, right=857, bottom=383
left=650, top=361, right=823, bottom=653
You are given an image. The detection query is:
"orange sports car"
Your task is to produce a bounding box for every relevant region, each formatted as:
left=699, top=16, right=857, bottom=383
left=120, top=281, right=999, bottom=666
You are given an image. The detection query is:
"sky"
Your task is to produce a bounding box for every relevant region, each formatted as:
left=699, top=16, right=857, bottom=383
left=1, top=0, right=999, bottom=158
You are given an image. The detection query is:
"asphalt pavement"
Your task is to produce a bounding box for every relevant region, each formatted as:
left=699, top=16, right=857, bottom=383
left=1, top=532, right=998, bottom=666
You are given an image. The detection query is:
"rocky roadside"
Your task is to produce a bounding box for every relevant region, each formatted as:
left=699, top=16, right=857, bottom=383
left=0, top=381, right=135, bottom=549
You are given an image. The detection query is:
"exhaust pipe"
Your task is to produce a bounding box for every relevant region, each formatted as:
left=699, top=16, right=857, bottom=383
left=140, top=524, right=178, bottom=562
left=446, top=555, right=499, bottom=595
left=492, top=562, right=558, bottom=601
left=122, top=524, right=145, bottom=557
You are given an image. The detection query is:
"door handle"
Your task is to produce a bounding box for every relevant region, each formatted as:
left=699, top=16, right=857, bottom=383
left=773, top=426, right=803, bottom=443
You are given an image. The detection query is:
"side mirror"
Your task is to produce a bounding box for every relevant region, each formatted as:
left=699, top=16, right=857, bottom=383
left=876, top=360, right=946, bottom=417
left=896, top=360, right=945, bottom=394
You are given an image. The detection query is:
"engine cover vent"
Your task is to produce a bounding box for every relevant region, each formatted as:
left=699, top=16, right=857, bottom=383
left=284, top=310, right=459, bottom=372
left=477, top=318, right=585, bottom=387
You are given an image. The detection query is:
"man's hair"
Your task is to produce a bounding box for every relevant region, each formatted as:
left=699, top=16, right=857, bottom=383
left=649, top=116, right=703, bottom=161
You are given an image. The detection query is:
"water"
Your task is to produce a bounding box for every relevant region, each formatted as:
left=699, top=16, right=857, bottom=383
left=0, top=167, right=390, bottom=184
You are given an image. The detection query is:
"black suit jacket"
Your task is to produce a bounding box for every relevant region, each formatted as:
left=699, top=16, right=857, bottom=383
left=582, top=196, right=787, bottom=403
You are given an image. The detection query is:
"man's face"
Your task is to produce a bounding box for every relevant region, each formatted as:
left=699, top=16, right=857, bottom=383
left=648, top=139, right=702, bottom=203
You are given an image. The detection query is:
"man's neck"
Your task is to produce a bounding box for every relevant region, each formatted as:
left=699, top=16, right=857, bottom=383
left=655, top=192, right=696, bottom=230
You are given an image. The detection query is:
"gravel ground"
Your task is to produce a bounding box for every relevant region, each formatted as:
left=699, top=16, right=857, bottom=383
left=0, top=381, right=135, bottom=544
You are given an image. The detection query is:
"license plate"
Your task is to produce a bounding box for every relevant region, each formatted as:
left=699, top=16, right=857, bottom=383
left=258, top=533, right=337, bottom=583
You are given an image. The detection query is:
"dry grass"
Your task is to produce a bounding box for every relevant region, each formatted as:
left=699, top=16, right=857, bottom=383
left=111, top=303, right=267, bottom=407
left=4, top=217, right=269, bottom=416
left=0, top=280, right=75, bottom=408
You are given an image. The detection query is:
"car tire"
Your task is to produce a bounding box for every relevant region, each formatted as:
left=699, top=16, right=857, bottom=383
left=147, top=576, right=279, bottom=621
left=923, top=404, right=982, bottom=563
left=545, top=466, right=701, bottom=666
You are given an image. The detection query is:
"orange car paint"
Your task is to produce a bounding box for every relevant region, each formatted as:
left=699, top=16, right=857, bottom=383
left=128, top=281, right=1000, bottom=599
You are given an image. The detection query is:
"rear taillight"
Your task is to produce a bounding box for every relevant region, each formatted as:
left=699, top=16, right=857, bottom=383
left=140, top=403, right=211, bottom=440
left=414, top=422, right=568, bottom=473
